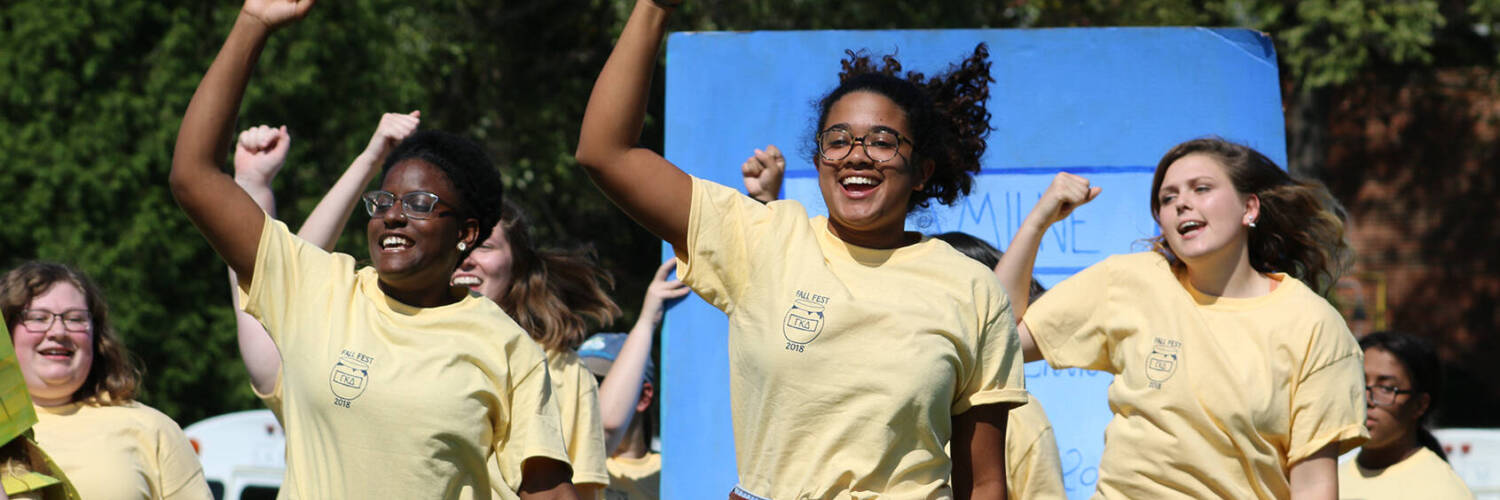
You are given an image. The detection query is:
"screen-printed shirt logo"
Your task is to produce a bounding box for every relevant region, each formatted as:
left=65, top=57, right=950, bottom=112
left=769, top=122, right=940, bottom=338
left=782, top=290, right=831, bottom=352
left=330, top=349, right=374, bottom=408
left=1145, top=337, right=1181, bottom=389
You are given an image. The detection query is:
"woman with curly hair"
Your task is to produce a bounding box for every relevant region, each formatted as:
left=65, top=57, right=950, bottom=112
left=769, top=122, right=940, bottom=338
left=575, top=1, right=1027, bottom=498
left=1, top=262, right=211, bottom=499
left=168, top=1, right=576, bottom=497
left=997, top=138, right=1366, bottom=499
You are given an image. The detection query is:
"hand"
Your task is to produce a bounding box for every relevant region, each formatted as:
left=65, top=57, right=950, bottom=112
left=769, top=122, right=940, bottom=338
left=1028, top=172, right=1101, bottom=229
left=639, top=259, right=690, bottom=326
left=233, top=125, right=290, bottom=186
left=241, top=0, right=316, bottom=31
left=742, top=144, right=785, bottom=203
left=360, top=111, right=421, bottom=166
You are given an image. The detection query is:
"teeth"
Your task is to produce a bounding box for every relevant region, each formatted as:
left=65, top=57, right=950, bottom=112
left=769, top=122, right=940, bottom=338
left=39, top=349, right=71, bottom=356
left=841, top=177, right=877, bottom=186
left=382, top=236, right=412, bottom=248
left=452, top=276, right=481, bottom=286
left=1177, top=221, right=1204, bottom=234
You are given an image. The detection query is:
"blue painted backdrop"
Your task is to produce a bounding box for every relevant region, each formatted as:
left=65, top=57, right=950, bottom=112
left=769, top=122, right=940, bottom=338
left=659, top=28, right=1285, bottom=499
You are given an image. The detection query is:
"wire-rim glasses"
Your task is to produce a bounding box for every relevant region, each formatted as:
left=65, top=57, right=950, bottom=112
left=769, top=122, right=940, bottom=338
left=817, top=128, right=911, bottom=163
left=20, top=309, right=91, bottom=332
left=362, top=191, right=447, bottom=220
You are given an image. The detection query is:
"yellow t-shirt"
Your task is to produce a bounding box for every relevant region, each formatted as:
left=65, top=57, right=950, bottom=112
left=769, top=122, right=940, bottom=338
left=239, top=216, right=569, bottom=499
left=1006, top=393, right=1064, bottom=500
left=604, top=452, right=660, bottom=500
left=489, top=349, right=609, bottom=498
left=1023, top=252, right=1368, bottom=499
left=680, top=177, right=1028, bottom=499
left=1339, top=447, right=1474, bottom=499
left=32, top=401, right=211, bottom=500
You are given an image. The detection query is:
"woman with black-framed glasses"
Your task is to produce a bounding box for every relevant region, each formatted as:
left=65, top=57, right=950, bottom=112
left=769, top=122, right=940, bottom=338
left=575, top=1, right=1026, bottom=498
left=1340, top=331, right=1474, bottom=499
left=168, top=1, right=578, bottom=497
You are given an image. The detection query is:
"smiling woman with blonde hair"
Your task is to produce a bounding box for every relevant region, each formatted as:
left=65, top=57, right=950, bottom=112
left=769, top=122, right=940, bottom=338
left=1, top=261, right=211, bottom=500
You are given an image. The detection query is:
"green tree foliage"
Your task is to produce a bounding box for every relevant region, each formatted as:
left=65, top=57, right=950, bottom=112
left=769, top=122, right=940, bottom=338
left=2, top=0, right=1494, bottom=425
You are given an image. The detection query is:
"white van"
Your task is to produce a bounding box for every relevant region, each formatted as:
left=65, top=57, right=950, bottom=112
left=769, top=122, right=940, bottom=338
left=183, top=409, right=285, bottom=500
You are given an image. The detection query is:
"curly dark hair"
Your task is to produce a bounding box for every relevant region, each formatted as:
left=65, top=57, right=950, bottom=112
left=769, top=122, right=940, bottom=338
left=492, top=200, right=622, bottom=352
left=812, top=43, right=994, bottom=210
left=1, top=262, right=142, bottom=405
left=381, top=130, right=505, bottom=260
left=1149, top=137, right=1352, bottom=294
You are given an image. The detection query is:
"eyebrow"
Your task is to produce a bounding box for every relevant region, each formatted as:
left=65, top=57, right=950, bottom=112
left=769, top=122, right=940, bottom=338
left=822, top=123, right=904, bottom=135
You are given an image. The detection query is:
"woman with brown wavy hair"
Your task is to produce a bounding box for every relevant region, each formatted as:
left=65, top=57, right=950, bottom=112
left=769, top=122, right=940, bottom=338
left=575, top=1, right=1027, bottom=497
left=1, top=262, right=211, bottom=499
left=452, top=199, right=622, bottom=497
left=997, top=137, right=1366, bottom=499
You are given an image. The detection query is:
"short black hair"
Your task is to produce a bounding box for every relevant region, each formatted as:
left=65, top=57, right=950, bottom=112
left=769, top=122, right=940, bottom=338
left=381, top=130, right=505, bottom=255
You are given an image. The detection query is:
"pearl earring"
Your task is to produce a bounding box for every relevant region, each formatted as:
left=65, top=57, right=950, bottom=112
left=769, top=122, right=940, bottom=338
left=457, top=241, right=468, bottom=251
left=1247, top=220, right=1257, bottom=229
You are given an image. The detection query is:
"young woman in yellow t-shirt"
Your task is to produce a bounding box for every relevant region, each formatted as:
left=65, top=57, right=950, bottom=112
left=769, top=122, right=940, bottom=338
left=170, top=1, right=577, bottom=497
left=1340, top=331, right=1474, bottom=499
left=998, top=138, right=1365, bottom=499
left=577, top=1, right=1026, bottom=498
left=1, top=262, right=211, bottom=500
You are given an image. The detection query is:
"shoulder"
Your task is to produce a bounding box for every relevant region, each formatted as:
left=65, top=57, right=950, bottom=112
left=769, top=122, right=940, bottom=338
left=85, top=401, right=186, bottom=435
left=1273, top=277, right=1358, bottom=354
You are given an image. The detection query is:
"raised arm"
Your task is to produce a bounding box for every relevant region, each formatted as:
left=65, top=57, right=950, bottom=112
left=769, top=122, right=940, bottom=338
left=169, top=0, right=315, bottom=284
left=995, top=172, right=1098, bottom=362
left=227, top=124, right=290, bottom=394
left=741, top=144, right=785, bottom=203
left=296, top=111, right=420, bottom=248
left=574, top=0, right=692, bottom=252
left=598, top=259, right=688, bottom=451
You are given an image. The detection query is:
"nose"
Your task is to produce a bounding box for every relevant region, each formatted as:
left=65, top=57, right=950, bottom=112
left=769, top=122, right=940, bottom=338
left=379, top=204, right=408, bottom=226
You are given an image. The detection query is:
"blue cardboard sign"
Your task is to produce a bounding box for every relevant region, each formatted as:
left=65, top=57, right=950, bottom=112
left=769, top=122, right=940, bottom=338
left=661, top=27, right=1284, bottom=499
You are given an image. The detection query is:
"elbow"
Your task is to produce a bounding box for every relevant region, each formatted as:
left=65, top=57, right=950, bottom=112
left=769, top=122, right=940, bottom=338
left=573, top=144, right=608, bottom=175
left=168, top=161, right=194, bottom=203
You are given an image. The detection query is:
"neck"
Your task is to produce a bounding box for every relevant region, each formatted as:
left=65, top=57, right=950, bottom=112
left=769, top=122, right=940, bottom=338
left=31, top=393, right=73, bottom=407
left=1357, top=432, right=1422, bottom=470
left=614, top=413, right=650, bottom=459
left=826, top=220, right=914, bottom=250
left=379, top=280, right=462, bottom=308
left=1184, top=244, right=1272, bottom=298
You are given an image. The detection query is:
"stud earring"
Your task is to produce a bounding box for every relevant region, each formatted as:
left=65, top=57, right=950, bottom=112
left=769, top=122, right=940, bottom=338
left=457, top=241, right=468, bottom=251
left=1247, top=220, right=1257, bottom=229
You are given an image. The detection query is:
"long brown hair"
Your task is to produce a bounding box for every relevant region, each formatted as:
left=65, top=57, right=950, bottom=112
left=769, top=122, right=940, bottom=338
left=1149, top=138, right=1352, bottom=294
left=494, top=201, right=621, bottom=352
left=1, top=261, right=141, bottom=405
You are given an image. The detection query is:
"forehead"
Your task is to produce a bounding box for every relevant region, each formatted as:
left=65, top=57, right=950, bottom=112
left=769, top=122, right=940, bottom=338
left=29, top=281, right=87, bottom=309
left=1160, top=153, right=1231, bottom=186
left=382, top=158, right=462, bottom=205
left=823, top=91, right=911, bottom=134
left=1364, top=347, right=1412, bottom=382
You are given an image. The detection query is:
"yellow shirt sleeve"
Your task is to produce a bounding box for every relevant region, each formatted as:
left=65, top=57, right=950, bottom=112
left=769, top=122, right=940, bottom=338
left=1287, top=320, right=1368, bottom=462
left=492, top=350, right=571, bottom=493
left=1022, top=257, right=1120, bottom=372
left=237, top=214, right=354, bottom=344
left=679, top=176, right=778, bottom=312
left=1006, top=395, right=1065, bottom=499
left=552, top=351, right=610, bottom=487
left=954, top=292, right=1026, bottom=414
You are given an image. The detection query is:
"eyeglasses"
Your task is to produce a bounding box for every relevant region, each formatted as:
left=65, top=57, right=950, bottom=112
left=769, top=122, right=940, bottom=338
left=362, top=191, right=448, bottom=220
left=20, top=309, right=91, bottom=332
left=1366, top=384, right=1417, bottom=406
left=817, top=128, right=911, bottom=163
